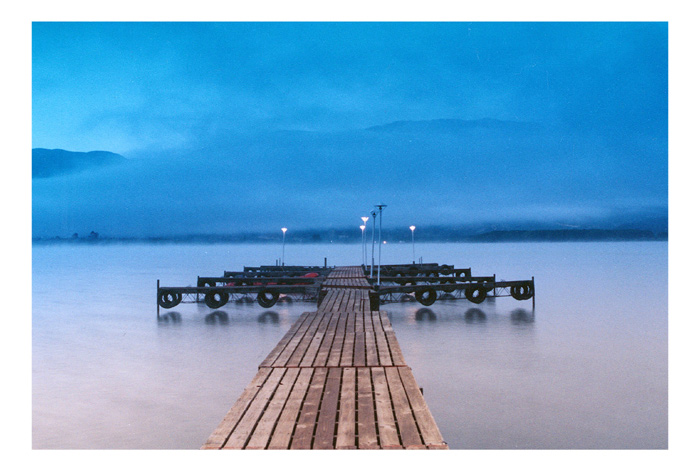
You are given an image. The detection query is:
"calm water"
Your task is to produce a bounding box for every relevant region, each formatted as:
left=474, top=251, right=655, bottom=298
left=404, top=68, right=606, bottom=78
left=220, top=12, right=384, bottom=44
left=32, top=241, right=667, bottom=449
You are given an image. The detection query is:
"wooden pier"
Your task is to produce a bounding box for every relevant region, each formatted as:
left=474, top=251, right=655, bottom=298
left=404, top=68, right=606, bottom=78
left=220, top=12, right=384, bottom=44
left=202, top=266, right=448, bottom=450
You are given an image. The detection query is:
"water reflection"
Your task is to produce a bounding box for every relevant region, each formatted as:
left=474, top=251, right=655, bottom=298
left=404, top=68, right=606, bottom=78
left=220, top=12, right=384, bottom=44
left=204, top=311, right=229, bottom=324
left=257, top=311, right=280, bottom=324
left=157, top=311, right=182, bottom=323
left=510, top=308, right=535, bottom=324
left=465, top=308, right=487, bottom=323
left=415, top=308, right=437, bottom=322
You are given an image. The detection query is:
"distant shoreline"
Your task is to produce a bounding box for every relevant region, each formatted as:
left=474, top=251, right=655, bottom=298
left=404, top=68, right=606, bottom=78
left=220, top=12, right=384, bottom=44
left=32, top=228, right=668, bottom=245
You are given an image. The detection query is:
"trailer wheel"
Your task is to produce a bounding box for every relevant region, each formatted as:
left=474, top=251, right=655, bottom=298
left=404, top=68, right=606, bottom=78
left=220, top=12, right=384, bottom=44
left=204, top=290, right=229, bottom=309
left=257, top=289, right=280, bottom=308
left=158, top=290, right=182, bottom=309
left=465, top=285, right=487, bottom=304
left=440, top=265, right=451, bottom=275
left=415, top=288, right=437, bottom=306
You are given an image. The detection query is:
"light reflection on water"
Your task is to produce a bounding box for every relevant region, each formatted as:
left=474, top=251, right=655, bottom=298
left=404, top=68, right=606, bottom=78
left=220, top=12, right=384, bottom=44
left=32, top=242, right=667, bottom=449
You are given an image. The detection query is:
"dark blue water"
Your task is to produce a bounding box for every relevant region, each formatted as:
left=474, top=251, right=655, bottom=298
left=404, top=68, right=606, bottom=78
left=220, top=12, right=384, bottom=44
left=32, top=241, right=667, bottom=449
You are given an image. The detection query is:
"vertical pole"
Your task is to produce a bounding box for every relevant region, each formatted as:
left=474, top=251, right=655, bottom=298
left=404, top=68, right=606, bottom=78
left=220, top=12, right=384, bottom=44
left=362, top=227, right=367, bottom=267
left=532, top=276, right=536, bottom=310
left=376, top=205, right=386, bottom=285
left=324, top=257, right=327, bottom=268
left=156, top=279, right=160, bottom=319
left=412, top=230, right=415, bottom=263
left=370, top=212, right=376, bottom=278
left=362, top=230, right=367, bottom=267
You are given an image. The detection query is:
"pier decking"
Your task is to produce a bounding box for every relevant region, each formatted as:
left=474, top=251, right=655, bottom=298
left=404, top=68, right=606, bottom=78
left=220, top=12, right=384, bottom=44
left=202, top=266, right=448, bottom=450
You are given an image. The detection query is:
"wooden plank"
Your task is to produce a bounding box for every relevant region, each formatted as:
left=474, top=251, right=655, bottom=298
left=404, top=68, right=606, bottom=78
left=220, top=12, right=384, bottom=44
left=299, top=312, right=334, bottom=367
left=326, top=312, right=348, bottom=367
left=357, top=367, right=379, bottom=449
left=340, top=318, right=355, bottom=367
left=270, top=311, right=319, bottom=367
left=206, top=267, right=448, bottom=450
left=355, top=307, right=364, bottom=332
left=313, top=367, right=342, bottom=449
left=284, top=311, right=325, bottom=367
left=290, top=368, right=327, bottom=449
left=385, top=367, right=425, bottom=449
left=336, top=367, right=357, bottom=449
left=371, top=367, right=401, bottom=449
left=379, top=310, right=393, bottom=330
left=259, top=312, right=311, bottom=367
left=222, top=367, right=286, bottom=449
left=365, top=331, right=379, bottom=367
left=386, top=330, right=407, bottom=366
left=353, top=332, right=366, bottom=366
left=397, top=367, right=447, bottom=449
left=202, top=367, right=274, bottom=449
left=375, top=328, right=394, bottom=367
left=245, top=368, right=301, bottom=449
left=267, top=368, right=314, bottom=449
left=312, top=313, right=339, bottom=367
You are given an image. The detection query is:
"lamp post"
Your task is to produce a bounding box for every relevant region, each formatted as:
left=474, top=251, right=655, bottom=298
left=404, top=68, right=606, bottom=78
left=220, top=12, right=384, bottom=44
left=281, top=227, right=287, bottom=266
left=375, top=204, right=387, bottom=285
left=360, top=225, right=366, bottom=267
left=361, top=216, right=369, bottom=266
left=370, top=211, right=377, bottom=278
left=410, top=225, right=416, bottom=264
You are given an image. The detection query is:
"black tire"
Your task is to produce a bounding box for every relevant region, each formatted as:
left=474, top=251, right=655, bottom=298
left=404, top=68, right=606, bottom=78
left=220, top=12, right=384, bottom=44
left=158, top=290, right=182, bottom=309
left=257, top=289, right=279, bottom=308
left=440, top=280, right=455, bottom=293
left=204, top=290, right=229, bottom=309
left=415, top=288, right=437, bottom=306
left=440, top=264, right=451, bottom=275
left=465, top=284, right=487, bottom=304
left=510, top=283, right=533, bottom=300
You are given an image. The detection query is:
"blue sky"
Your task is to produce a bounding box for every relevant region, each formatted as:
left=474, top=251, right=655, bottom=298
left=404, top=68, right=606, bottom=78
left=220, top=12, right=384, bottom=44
left=31, top=22, right=668, bottom=237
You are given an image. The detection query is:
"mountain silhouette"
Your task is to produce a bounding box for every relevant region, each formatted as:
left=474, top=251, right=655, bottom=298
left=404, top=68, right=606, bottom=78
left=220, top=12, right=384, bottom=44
left=32, top=148, right=127, bottom=178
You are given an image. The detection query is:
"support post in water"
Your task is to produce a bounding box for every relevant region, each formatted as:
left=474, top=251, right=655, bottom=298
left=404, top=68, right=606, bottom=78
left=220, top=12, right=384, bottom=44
left=156, top=279, right=160, bottom=318
left=375, top=203, right=387, bottom=285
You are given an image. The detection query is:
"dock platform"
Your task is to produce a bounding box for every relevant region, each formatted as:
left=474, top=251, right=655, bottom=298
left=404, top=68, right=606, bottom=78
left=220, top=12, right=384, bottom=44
left=202, top=266, right=448, bottom=450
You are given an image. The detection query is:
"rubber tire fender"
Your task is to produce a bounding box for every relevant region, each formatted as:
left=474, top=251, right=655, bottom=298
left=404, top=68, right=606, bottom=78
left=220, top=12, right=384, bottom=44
left=257, top=289, right=280, bottom=308
left=440, top=279, right=455, bottom=293
left=510, top=283, right=532, bottom=300
left=465, top=284, right=487, bottom=304
left=415, top=287, right=437, bottom=306
left=204, top=290, right=229, bottom=309
left=158, top=290, right=182, bottom=309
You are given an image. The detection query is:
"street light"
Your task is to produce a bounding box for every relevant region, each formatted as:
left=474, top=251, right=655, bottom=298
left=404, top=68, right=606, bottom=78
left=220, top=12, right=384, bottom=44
left=361, top=216, right=369, bottom=266
left=360, top=225, right=366, bottom=267
left=375, top=203, right=387, bottom=285
left=409, top=225, right=416, bottom=263
left=281, top=227, right=287, bottom=266
left=370, top=211, right=377, bottom=278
